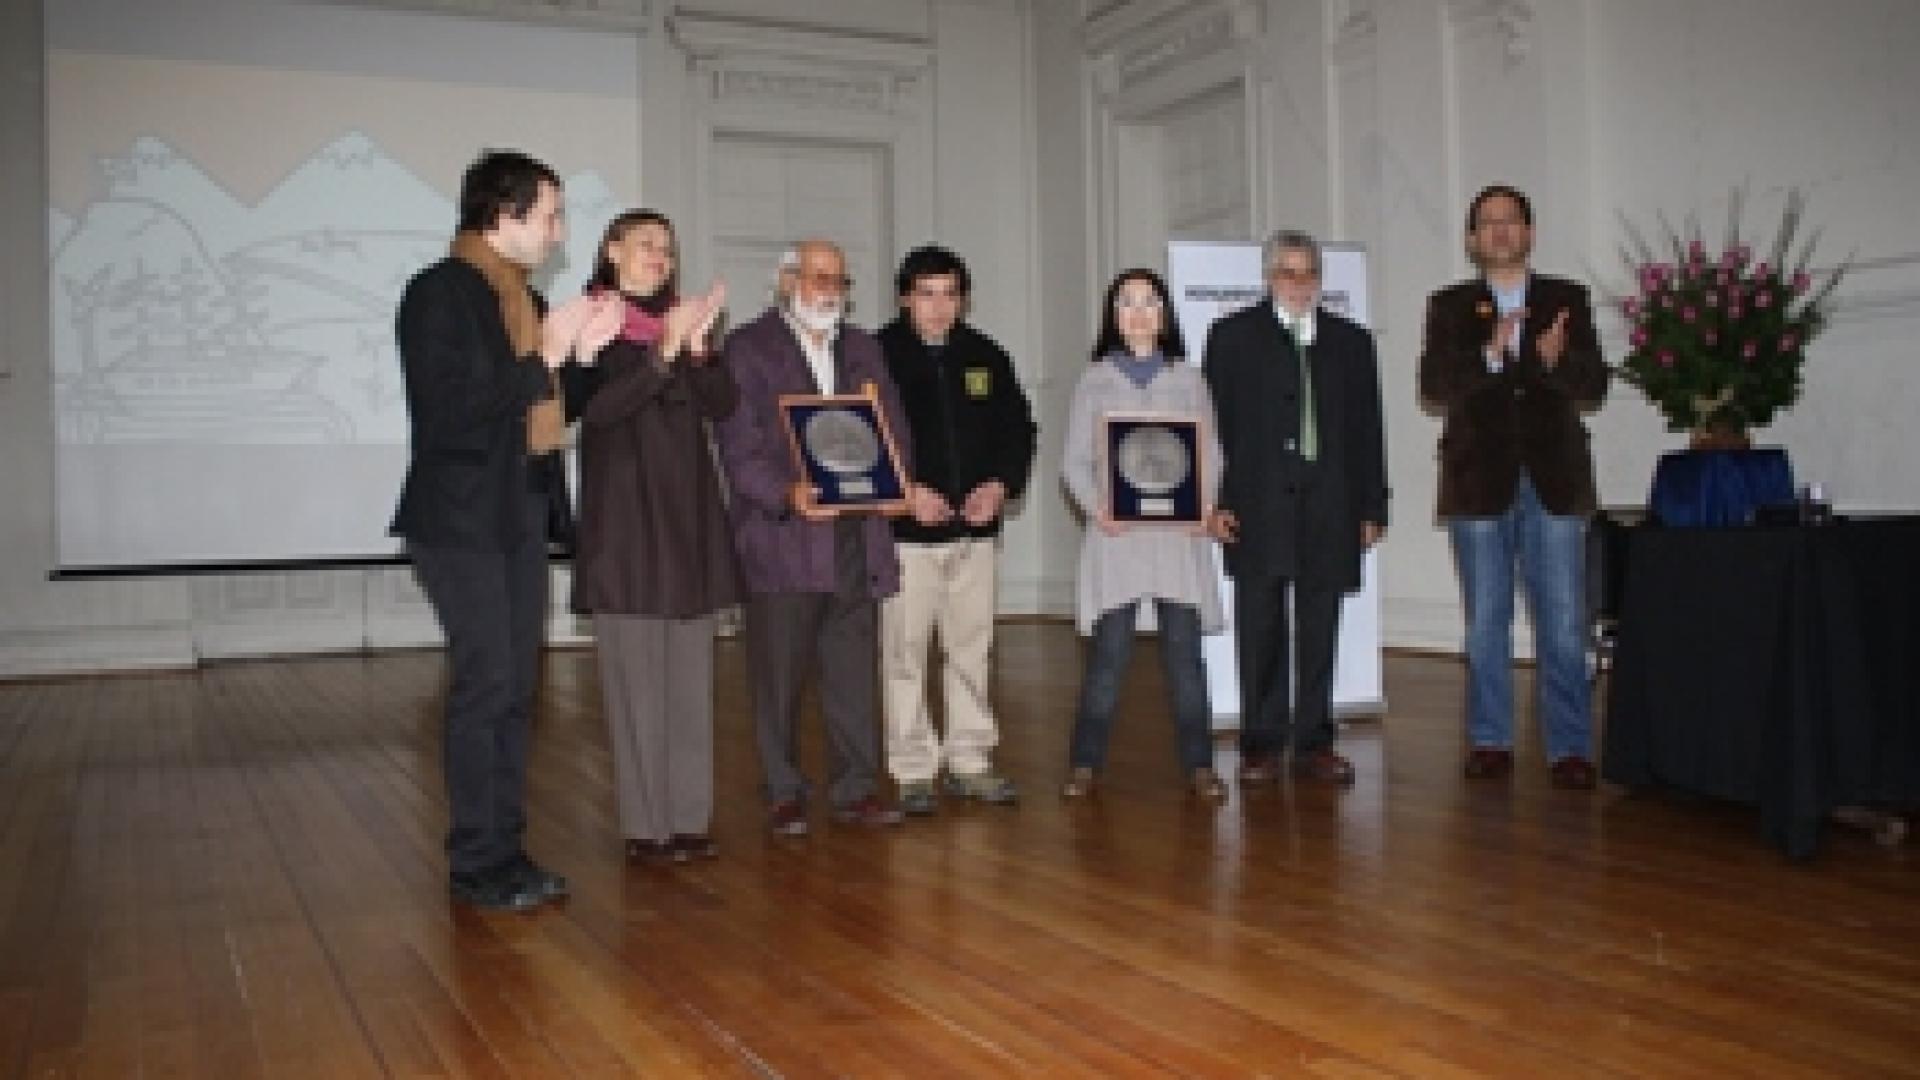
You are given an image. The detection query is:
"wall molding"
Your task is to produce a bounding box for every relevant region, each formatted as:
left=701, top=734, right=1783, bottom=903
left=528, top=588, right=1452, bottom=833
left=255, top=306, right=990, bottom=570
left=312, top=0, right=656, bottom=31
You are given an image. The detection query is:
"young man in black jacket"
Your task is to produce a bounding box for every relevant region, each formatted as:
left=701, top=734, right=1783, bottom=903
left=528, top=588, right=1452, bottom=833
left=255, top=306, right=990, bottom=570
left=391, top=150, right=620, bottom=910
left=877, top=246, right=1037, bottom=815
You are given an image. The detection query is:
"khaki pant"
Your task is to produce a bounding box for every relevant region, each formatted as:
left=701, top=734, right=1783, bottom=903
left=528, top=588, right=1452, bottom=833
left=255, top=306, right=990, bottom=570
left=881, top=539, right=1000, bottom=783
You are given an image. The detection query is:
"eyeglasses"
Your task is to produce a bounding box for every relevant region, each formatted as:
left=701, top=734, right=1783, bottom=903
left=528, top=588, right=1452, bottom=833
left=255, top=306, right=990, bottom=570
left=795, top=271, right=853, bottom=292
left=1114, top=295, right=1164, bottom=311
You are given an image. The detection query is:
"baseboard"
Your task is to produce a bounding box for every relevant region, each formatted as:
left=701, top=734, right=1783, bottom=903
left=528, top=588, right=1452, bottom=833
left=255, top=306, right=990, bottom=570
left=0, top=622, right=197, bottom=680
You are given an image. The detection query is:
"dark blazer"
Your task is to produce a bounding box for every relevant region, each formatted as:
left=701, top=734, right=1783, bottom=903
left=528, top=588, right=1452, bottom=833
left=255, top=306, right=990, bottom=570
left=1417, top=273, right=1609, bottom=517
left=389, top=258, right=558, bottom=551
left=877, top=318, right=1037, bottom=544
left=713, top=309, right=910, bottom=598
left=1203, top=302, right=1388, bottom=590
left=570, top=332, right=743, bottom=618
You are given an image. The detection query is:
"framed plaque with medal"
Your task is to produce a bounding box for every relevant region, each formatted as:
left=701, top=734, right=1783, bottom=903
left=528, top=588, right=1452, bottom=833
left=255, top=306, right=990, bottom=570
left=1101, top=411, right=1204, bottom=525
left=778, top=381, right=909, bottom=514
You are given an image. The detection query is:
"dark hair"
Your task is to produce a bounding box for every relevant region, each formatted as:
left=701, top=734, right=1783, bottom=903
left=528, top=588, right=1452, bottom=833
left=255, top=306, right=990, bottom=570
left=1466, top=184, right=1533, bottom=232
left=1090, top=268, right=1185, bottom=362
left=894, top=244, right=971, bottom=298
left=457, top=149, right=562, bottom=234
left=587, top=209, right=678, bottom=302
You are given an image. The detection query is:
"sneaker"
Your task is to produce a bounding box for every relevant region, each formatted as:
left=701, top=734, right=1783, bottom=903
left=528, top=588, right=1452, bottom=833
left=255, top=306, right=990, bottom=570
left=1189, top=767, right=1228, bottom=802
left=769, top=799, right=810, bottom=836
left=898, top=781, right=939, bottom=817
left=670, top=834, right=718, bottom=862
left=505, top=854, right=570, bottom=900
left=830, top=796, right=904, bottom=827
left=943, top=771, right=1019, bottom=805
left=449, top=869, right=544, bottom=912
left=626, top=838, right=674, bottom=862
left=1061, top=766, right=1097, bottom=798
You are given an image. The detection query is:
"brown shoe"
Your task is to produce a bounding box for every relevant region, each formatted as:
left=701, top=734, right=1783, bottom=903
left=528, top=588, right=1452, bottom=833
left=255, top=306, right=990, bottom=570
left=625, top=838, right=674, bottom=862
left=1463, top=748, right=1515, bottom=780
left=1291, top=749, right=1356, bottom=786
left=1237, top=752, right=1282, bottom=785
left=1550, top=756, right=1597, bottom=790
left=1189, top=767, right=1228, bottom=802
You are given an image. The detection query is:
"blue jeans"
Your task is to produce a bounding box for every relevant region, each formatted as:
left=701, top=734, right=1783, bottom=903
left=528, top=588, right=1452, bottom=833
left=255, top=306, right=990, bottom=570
left=1068, top=599, right=1213, bottom=772
left=1447, top=475, right=1591, bottom=762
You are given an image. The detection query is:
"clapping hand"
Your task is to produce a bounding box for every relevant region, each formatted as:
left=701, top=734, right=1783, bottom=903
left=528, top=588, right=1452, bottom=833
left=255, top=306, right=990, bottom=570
left=662, top=281, right=728, bottom=361
left=909, top=483, right=955, bottom=526
left=1486, top=307, right=1526, bottom=363
left=1536, top=308, right=1570, bottom=368
left=573, top=294, right=625, bottom=363
left=960, top=481, right=1007, bottom=526
left=541, top=295, right=600, bottom=369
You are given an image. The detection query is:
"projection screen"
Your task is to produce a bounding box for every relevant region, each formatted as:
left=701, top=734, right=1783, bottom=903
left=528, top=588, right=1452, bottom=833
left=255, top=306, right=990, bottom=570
left=47, top=0, right=641, bottom=571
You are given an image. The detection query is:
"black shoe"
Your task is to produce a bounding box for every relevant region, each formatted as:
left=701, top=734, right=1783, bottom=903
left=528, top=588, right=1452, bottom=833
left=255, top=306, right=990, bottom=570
left=449, top=868, right=544, bottom=912
left=506, top=854, right=570, bottom=900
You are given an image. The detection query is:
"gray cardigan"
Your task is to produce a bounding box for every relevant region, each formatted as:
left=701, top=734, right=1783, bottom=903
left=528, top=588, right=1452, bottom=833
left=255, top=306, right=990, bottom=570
left=1061, top=359, right=1224, bottom=635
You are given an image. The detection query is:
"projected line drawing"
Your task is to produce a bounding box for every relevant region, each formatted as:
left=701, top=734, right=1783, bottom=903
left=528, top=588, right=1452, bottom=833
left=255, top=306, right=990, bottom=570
left=51, top=133, right=615, bottom=446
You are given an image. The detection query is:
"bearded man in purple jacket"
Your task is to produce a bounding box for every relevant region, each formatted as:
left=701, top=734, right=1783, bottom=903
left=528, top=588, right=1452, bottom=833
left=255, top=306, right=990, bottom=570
left=714, top=239, right=912, bottom=835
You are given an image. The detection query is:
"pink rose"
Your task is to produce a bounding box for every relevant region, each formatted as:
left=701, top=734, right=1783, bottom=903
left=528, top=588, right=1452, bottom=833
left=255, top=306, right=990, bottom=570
left=1705, top=290, right=1721, bottom=308
left=1688, top=239, right=1707, bottom=264
left=1780, top=332, right=1799, bottom=352
left=1734, top=244, right=1751, bottom=265
left=1682, top=306, right=1698, bottom=323
left=1630, top=326, right=1650, bottom=348
left=1727, top=305, right=1744, bottom=321
left=1792, top=271, right=1812, bottom=294
left=1742, top=339, right=1760, bottom=360
left=1657, top=349, right=1676, bottom=368
left=1659, top=293, right=1675, bottom=310
left=1717, top=270, right=1732, bottom=287
left=1755, top=291, right=1773, bottom=310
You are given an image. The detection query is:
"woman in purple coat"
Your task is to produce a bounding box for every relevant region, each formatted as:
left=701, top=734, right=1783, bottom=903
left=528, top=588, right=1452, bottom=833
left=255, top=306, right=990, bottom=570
left=573, top=210, right=736, bottom=862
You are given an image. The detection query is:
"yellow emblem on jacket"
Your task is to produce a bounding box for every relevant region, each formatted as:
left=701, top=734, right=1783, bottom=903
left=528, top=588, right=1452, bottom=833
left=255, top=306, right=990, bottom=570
left=965, top=367, right=992, bottom=398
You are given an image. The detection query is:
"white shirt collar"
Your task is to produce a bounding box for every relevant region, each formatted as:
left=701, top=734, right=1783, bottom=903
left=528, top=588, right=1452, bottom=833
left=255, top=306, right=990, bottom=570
left=783, top=309, right=837, bottom=393
left=1272, top=300, right=1316, bottom=347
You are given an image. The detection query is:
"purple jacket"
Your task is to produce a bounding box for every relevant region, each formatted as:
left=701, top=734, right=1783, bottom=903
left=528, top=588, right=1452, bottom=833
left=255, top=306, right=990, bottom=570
left=714, top=308, right=909, bottom=597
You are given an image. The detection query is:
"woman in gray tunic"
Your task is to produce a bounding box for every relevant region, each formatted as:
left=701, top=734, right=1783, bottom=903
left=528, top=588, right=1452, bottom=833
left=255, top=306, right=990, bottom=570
left=1060, top=269, right=1227, bottom=801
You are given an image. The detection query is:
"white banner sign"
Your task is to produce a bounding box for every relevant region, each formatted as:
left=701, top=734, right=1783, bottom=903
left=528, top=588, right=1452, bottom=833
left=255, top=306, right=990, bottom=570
left=1167, top=239, right=1385, bottom=718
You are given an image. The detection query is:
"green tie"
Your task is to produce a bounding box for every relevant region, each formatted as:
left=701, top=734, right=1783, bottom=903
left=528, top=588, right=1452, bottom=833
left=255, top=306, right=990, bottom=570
left=1292, top=319, right=1318, bottom=462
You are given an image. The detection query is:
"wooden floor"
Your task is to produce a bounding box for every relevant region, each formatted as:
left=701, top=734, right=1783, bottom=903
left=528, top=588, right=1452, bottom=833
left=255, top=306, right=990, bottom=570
left=2, top=624, right=1918, bottom=1078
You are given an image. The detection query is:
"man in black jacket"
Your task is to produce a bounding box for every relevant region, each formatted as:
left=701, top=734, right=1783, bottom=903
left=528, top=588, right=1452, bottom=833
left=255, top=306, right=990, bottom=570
left=1203, top=230, right=1388, bottom=788
left=877, top=246, right=1037, bottom=815
left=391, top=149, right=619, bottom=910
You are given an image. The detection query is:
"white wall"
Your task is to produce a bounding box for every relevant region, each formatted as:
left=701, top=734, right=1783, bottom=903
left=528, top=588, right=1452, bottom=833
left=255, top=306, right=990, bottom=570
left=0, top=0, right=1050, bottom=678
left=7, top=0, right=1920, bottom=676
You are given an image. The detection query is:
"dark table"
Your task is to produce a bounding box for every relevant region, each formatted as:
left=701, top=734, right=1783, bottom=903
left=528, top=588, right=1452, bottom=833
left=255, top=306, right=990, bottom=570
left=1601, top=516, right=1920, bottom=858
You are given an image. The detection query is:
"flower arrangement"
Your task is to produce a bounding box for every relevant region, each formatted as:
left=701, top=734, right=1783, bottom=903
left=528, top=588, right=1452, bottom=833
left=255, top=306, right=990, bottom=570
left=1613, top=189, right=1847, bottom=438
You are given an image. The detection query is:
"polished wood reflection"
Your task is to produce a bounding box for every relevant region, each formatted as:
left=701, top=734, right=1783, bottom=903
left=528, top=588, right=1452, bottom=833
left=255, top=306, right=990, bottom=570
left=2, top=623, right=1917, bottom=1077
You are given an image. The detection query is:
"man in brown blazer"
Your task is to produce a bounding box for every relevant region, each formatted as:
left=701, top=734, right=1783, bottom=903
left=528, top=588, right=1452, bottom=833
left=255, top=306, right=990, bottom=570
left=1418, top=184, right=1609, bottom=789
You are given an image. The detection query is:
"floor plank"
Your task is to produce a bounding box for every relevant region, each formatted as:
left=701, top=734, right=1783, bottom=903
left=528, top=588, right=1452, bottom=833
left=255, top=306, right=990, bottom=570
left=1, top=624, right=1916, bottom=1077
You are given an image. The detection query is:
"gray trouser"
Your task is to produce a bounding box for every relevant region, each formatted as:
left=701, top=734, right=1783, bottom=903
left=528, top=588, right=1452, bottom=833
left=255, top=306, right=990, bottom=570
left=594, top=613, right=716, bottom=842
left=743, top=519, right=882, bottom=807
